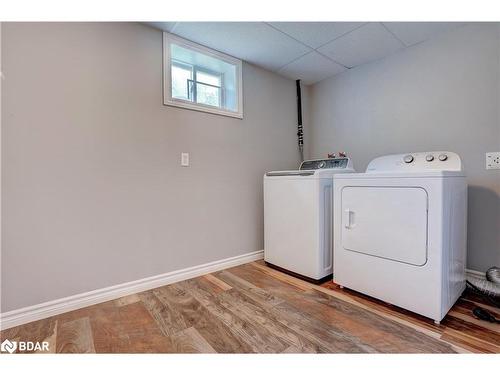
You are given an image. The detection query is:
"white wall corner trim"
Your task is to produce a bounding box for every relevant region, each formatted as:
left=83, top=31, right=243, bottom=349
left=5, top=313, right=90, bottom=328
left=0, top=250, right=264, bottom=330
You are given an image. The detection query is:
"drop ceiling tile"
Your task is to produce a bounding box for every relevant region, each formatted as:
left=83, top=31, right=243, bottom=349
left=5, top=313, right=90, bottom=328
left=383, top=22, right=465, bottom=46
left=267, top=22, right=365, bottom=49
left=171, top=22, right=312, bottom=71
left=278, top=52, right=346, bottom=84
left=144, top=22, right=178, bottom=32
left=317, top=22, right=404, bottom=68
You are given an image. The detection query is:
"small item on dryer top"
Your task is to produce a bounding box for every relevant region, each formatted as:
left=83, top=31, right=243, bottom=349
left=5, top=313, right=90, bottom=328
left=338, top=151, right=347, bottom=158
left=327, top=153, right=336, bottom=159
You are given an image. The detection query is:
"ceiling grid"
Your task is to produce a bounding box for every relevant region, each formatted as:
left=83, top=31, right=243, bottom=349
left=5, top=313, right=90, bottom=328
left=146, top=22, right=466, bottom=85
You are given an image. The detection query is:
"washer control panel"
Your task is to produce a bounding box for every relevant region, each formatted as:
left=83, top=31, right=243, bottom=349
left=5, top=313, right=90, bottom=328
left=300, top=158, right=349, bottom=170
left=366, top=151, right=463, bottom=172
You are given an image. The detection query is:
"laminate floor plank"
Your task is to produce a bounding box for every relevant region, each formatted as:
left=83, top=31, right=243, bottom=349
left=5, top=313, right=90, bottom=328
left=179, top=278, right=289, bottom=353
left=440, top=332, right=495, bottom=353
left=89, top=301, right=175, bottom=353
left=218, top=272, right=419, bottom=353
left=39, top=321, right=58, bottom=353
left=270, top=301, right=377, bottom=353
left=56, top=317, right=95, bottom=353
left=0, top=316, right=57, bottom=345
left=171, top=327, right=217, bottom=353
left=227, top=264, right=310, bottom=303
left=221, top=269, right=378, bottom=352
left=281, top=345, right=316, bottom=353
left=295, top=289, right=456, bottom=353
left=440, top=315, right=500, bottom=350
left=454, top=297, right=500, bottom=317
left=252, top=263, right=489, bottom=352
left=215, top=270, right=285, bottom=307
left=1, top=260, right=498, bottom=353
left=203, top=274, right=232, bottom=292
left=246, top=261, right=418, bottom=353
left=218, top=288, right=324, bottom=353
left=139, top=290, right=189, bottom=336
left=251, top=261, right=312, bottom=291
left=447, top=309, right=500, bottom=334
left=114, top=294, right=141, bottom=307
left=155, top=281, right=254, bottom=353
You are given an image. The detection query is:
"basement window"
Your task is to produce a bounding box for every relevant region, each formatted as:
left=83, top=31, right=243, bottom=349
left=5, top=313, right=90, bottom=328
left=163, top=33, right=243, bottom=118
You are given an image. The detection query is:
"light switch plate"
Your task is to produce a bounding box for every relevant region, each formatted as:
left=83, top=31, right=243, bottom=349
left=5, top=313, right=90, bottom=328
left=486, top=152, right=500, bottom=170
left=181, top=152, right=190, bottom=167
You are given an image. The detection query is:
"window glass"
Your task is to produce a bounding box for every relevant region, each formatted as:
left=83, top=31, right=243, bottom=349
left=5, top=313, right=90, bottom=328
left=164, top=34, right=243, bottom=118
left=171, top=63, right=192, bottom=101
left=196, top=70, right=221, bottom=87
left=196, top=82, right=220, bottom=107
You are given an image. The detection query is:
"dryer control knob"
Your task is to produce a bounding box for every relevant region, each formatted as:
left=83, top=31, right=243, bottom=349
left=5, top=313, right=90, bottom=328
left=426, top=154, right=434, bottom=162
left=438, top=154, right=448, bottom=161
left=403, top=155, right=414, bottom=163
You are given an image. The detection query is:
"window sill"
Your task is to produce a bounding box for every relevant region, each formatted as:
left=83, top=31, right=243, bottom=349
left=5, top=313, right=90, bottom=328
left=164, top=98, right=243, bottom=119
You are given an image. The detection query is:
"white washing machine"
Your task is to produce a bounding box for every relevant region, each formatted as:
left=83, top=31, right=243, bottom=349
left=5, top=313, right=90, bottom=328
left=264, top=158, right=355, bottom=282
left=333, top=151, right=467, bottom=323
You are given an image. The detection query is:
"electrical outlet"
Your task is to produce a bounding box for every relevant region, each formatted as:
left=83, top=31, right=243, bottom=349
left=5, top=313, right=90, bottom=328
left=181, top=152, right=190, bottom=167
left=486, top=152, right=500, bottom=170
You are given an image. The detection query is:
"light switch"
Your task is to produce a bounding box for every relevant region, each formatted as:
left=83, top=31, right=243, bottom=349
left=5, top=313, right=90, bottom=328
left=181, top=152, right=190, bottom=167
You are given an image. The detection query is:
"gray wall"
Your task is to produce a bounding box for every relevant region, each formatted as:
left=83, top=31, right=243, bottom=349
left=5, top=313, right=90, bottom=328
left=309, top=23, right=500, bottom=272
left=1, top=22, right=301, bottom=312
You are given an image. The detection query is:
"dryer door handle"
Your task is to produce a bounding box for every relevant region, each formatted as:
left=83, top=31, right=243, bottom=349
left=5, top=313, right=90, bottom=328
left=344, top=209, right=355, bottom=229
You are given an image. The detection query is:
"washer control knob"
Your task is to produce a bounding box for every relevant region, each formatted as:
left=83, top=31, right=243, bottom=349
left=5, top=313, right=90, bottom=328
left=438, top=154, right=448, bottom=161
left=426, top=154, right=434, bottom=162
left=403, top=155, right=414, bottom=163
left=318, top=161, right=326, bottom=168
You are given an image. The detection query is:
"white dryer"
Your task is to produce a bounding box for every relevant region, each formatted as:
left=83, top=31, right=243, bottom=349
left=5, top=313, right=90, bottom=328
left=333, top=151, right=467, bottom=323
left=264, top=158, right=355, bottom=282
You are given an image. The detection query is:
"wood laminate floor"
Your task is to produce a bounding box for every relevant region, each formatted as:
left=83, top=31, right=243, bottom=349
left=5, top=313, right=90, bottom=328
left=1, top=260, right=499, bottom=353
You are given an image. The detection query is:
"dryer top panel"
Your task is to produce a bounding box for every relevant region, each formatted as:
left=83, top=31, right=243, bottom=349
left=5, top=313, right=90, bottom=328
left=366, top=151, right=463, bottom=174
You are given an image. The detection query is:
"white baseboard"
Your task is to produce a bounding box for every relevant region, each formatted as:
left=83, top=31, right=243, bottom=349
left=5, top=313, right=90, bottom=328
left=0, top=250, right=264, bottom=330
left=466, top=268, right=486, bottom=279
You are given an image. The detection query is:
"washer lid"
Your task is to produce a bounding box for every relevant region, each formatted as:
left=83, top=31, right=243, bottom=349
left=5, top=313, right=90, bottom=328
left=265, top=171, right=315, bottom=177
left=266, top=157, right=355, bottom=178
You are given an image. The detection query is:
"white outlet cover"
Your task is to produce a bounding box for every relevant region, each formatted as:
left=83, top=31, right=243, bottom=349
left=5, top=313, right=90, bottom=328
left=181, top=152, right=190, bottom=167
left=486, top=152, right=500, bottom=170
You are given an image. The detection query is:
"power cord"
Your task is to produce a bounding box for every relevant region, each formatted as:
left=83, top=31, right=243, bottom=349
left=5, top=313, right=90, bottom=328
left=472, top=307, right=499, bottom=324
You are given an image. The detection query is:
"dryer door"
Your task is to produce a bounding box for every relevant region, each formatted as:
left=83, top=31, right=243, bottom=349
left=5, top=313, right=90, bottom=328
left=341, top=186, right=428, bottom=266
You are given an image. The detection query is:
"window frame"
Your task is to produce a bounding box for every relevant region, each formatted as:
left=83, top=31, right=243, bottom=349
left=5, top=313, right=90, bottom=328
left=163, top=33, right=243, bottom=119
